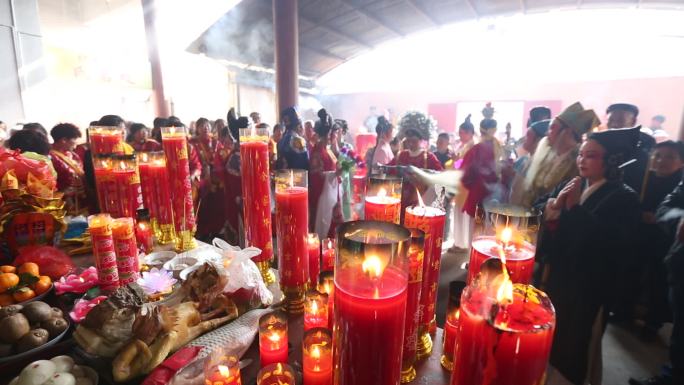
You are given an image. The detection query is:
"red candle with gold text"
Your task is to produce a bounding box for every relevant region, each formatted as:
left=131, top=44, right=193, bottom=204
left=88, top=126, right=124, bottom=156
left=112, top=217, right=139, bottom=285
left=138, top=152, right=159, bottom=223
left=404, top=203, right=446, bottom=345
left=333, top=221, right=411, bottom=385
left=303, top=328, right=333, bottom=385
left=321, top=238, right=335, bottom=272
left=205, top=351, right=241, bottom=385
left=93, top=154, right=119, bottom=217
left=162, top=126, right=196, bottom=251
left=400, top=228, right=425, bottom=383
left=88, top=214, right=119, bottom=291
left=275, top=169, right=309, bottom=312
left=304, top=291, right=328, bottom=331
left=364, top=176, right=402, bottom=224
left=113, top=154, right=143, bottom=219
left=450, top=282, right=556, bottom=385
left=240, top=127, right=273, bottom=276
left=259, top=312, right=288, bottom=368
left=308, top=233, right=321, bottom=287
left=149, top=152, right=175, bottom=244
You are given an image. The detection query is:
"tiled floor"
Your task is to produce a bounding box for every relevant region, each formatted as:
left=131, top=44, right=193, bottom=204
left=436, top=247, right=671, bottom=385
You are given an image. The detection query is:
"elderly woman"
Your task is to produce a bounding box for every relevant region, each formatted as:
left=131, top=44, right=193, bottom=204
left=538, top=127, right=641, bottom=385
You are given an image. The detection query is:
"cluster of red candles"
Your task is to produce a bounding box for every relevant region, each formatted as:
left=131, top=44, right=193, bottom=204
left=138, top=152, right=174, bottom=244
left=87, top=214, right=140, bottom=292
left=93, top=154, right=143, bottom=219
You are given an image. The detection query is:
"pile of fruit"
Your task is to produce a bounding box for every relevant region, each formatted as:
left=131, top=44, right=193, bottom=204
left=0, top=263, right=53, bottom=305
left=0, top=301, right=69, bottom=357
left=9, top=355, right=95, bottom=385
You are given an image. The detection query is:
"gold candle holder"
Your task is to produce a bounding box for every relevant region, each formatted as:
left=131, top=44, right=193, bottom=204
left=256, top=260, right=277, bottom=284
left=158, top=222, right=176, bottom=245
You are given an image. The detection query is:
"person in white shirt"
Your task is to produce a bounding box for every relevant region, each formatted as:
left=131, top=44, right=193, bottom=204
left=365, top=116, right=395, bottom=174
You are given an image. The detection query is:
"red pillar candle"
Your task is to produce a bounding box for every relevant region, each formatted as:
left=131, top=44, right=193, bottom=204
left=240, top=127, right=274, bottom=280
left=450, top=282, right=556, bottom=385
left=308, top=233, right=321, bottom=287
left=88, top=214, right=119, bottom=291
left=364, top=176, right=402, bottom=224
left=259, top=312, right=288, bottom=368
left=303, top=328, right=333, bottom=385
left=112, top=217, right=140, bottom=285
left=441, top=281, right=467, bottom=371
left=275, top=169, right=309, bottom=312
left=113, top=155, right=143, bottom=219
left=400, top=228, right=425, bottom=383
left=135, top=209, right=154, bottom=254
left=304, top=290, right=328, bottom=331
left=93, top=154, right=119, bottom=217
left=162, top=126, right=196, bottom=251
left=321, top=238, right=335, bottom=272
left=333, top=221, right=411, bottom=385
left=257, top=363, right=295, bottom=385
left=149, top=152, right=175, bottom=244
left=204, top=351, right=242, bottom=385
left=469, top=203, right=542, bottom=285
left=404, top=204, right=446, bottom=355
left=138, top=152, right=159, bottom=225
left=318, top=272, right=335, bottom=330
left=467, top=234, right=536, bottom=284
left=88, top=126, right=124, bottom=156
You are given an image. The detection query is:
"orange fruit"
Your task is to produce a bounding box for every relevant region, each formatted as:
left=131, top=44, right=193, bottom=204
left=18, top=262, right=40, bottom=277
left=12, top=287, right=35, bottom=302
left=33, top=276, right=52, bottom=295
left=0, top=293, right=13, bottom=306
left=0, top=273, right=20, bottom=293
left=0, top=265, right=15, bottom=274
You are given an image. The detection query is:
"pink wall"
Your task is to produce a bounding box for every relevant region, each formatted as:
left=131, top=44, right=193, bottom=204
left=321, top=76, right=684, bottom=139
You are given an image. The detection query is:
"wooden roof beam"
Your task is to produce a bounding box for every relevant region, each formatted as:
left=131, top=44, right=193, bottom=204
left=341, top=0, right=405, bottom=37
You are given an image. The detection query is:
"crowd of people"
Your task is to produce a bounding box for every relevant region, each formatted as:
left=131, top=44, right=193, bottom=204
left=0, top=100, right=681, bottom=385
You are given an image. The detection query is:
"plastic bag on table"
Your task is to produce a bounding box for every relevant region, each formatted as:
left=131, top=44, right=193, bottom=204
left=211, top=238, right=273, bottom=307
left=0, top=150, right=56, bottom=190
left=14, top=245, right=75, bottom=279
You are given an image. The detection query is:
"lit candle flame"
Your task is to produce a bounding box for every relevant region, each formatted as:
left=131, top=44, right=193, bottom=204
left=362, top=255, right=383, bottom=278
left=289, top=169, right=294, bottom=187
left=311, top=299, right=318, bottom=314
left=119, top=161, right=126, bottom=171
left=377, top=187, right=387, bottom=198
left=268, top=332, right=281, bottom=343
left=218, top=365, right=230, bottom=377
left=416, top=187, right=425, bottom=207
left=311, top=345, right=321, bottom=359
left=169, top=126, right=176, bottom=135
left=139, top=223, right=146, bottom=231
left=141, top=152, right=148, bottom=162
left=327, top=239, right=333, bottom=249
left=496, top=275, right=514, bottom=305
left=308, top=234, right=318, bottom=245
left=274, top=363, right=283, bottom=374
left=501, top=227, right=513, bottom=245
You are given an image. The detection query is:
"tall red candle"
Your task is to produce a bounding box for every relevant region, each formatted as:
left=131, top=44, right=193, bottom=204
left=162, top=126, right=196, bottom=251
left=450, top=283, right=556, bottom=385
left=303, top=328, right=333, bottom=385
left=88, top=214, right=119, bottom=291
left=307, top=233, right=321, bottom=287
left=404, top=204, right=446, bottom=353
left=333, top=221, right=411, bottom=385
left=112, top=217, right=139, bottom=285
left=318, top=272, right=335, bottom=330
left=259, top=312, right=288, bottom=368
left=138, top=152, right=159, bottom=223
left=401, top=228, right=425, bottom=383
left=135, top=210, right=154, bottom=254
left=149, top=152, right=175, bottom=244
left=240, top=128, right=274, bottom=279
left=93, top=154, right=119, bottom=217
left=113, top=155, right=143, bottom=219
left=275, top=170, right=309, bottom=312
left=467, top=235, right=535, bottom=284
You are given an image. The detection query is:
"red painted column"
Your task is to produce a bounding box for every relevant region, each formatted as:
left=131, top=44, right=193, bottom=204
left=141, top=0, right=170, bottom=118
left=273, top=0, right=299, bottom=114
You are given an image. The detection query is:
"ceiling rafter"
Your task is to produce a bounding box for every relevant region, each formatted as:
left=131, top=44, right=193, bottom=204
left=299, top=42, right=346, bottom=62
left=341, top=0, right=405, bottom=37
left=405, top=0, right=441, bottom=26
